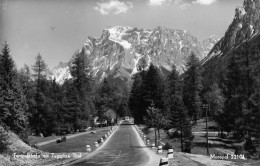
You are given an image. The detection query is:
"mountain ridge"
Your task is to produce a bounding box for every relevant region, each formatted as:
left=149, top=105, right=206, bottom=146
left=51, top=26, right=218, bottom=85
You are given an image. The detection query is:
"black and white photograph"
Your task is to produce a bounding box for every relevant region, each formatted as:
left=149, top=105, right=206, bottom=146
left=0, top=0, right=260, bottom=165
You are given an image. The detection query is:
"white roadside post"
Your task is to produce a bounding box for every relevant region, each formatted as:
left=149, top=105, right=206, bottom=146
left=86, top=145, right=91, bottom=152
left=167, top=149, right=173, bottom=158
left=159, top=158, right=168, bottom=166
left=152, top=143, right=156, bottom=149
left=157, top=145, right=163, bottom=153
left=95, top=142, right=99, bottom=148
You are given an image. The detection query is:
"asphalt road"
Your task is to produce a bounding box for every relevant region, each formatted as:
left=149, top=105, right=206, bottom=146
left=66, top=121, right=149, bottom=166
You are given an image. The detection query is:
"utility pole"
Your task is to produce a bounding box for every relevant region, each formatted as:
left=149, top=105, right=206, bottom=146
left=203, top=104, right=210, bottom=156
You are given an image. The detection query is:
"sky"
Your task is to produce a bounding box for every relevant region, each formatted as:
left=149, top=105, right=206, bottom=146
left=0, top=0, right=244, bottom=69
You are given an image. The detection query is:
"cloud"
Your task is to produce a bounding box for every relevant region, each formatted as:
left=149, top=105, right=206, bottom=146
left=148, top=0, right=216, bottom=9
left=179, top=3, right=191, bottom=9
left=94, top=0, right=133, bottom=15
left=192, top=0, right=217, bottom=5
left=173, top=0, right=191, bottom=9
left=148, top=0, right=172, bottom=6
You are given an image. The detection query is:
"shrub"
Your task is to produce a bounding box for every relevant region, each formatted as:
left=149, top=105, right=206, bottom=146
left=31, top=144, right=39, bottom=149
left=97, top=139, right=101, bottom=144
left=173, top=130, right=181, bottom=137
left=166, top=130, right=181, bottom=139
left=102, top=136, right=106, bottom=140
left=18, top=130, right=30, bottom=144
left=183, top=141, right=192, bottom=153
left=61, top=136, right=66, bottom=142
left=162, top=142, right=172, bottom=150
left=142, top=127, right=150, bottom=135
left=56, top=139, right=62, bottom=143
left=234, top=145, right=244, bottom=155
left=244, top=138, right=256, bottom=154
left=0, top=128, right=10, bottom=153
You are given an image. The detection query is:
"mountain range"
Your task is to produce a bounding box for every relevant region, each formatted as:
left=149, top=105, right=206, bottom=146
left=51, top=26, right=218, bottom=86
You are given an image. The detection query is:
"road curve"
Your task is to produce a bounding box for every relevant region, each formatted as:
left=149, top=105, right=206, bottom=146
left=65, top=121, right=149, bottom=166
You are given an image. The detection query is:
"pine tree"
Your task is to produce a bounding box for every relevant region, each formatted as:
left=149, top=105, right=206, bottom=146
left=203, top=83, right=225, bottom=120
left=32, top=54, right=47, bottom=94
left=0, top=42, right=29, bottom=141
left=128, top=57, right=148, bottom=124
left=183, top=52, right=202, bottom=124
left=70, top=48, right=94, bottom=127
left=143, top=64, right=164, bottom=111
left=44, top=79, right=61, bottom=135
left=251, top=49, right=260, bottom=157
left=237, top=42, right=259, bottom=153
left=129, top=63, right=164, bottom=124
left=117, top=96, right=129, bottom=117
left=31, top=53, right=48, bottom=135
left=70, top=48, right=93, bottom=97
left=164, top=65, right=192, bottom=152
left=94, top=78, right=116, bottom=124
left=18, top=64, right=32, bottom=98
left=223, top=47, right=258, bottom=140
left=0, top=42, right=16, bottom=91
left=222, top=53, right=242, bottom=135
left=129, top=73, right=144, bottom=124
left=252, top=75, right=260, bottom=157
left=62, top=83, right=80, bottom=132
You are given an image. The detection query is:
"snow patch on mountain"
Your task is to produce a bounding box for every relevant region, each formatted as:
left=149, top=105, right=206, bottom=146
left=110, top=62, right=118, bottom=70
left=107, top=26, right=132, bottom=39
left=109, top=37, right=132, bottom=49
left=51, top=66, right=72, bottom=84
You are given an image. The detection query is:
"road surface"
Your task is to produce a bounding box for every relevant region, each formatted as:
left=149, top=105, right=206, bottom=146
left=66, top=121, right=150, bottom=166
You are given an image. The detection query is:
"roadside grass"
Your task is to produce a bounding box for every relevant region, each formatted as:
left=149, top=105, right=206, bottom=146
left=138, top=118, right=257, bottom=165
left=38, top=128, right=110, bottom=153
left=29, top=135, right=58, bottom=145
left=29, top=127, right=112, bottom=146
left=192, top=118, right=217, bottom=132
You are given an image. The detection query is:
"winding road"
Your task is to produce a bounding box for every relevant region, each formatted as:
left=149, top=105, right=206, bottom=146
left=65, top=121, right=150, bottom=166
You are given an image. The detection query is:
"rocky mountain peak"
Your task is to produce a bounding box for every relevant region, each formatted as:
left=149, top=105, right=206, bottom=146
left=201, top=0, right=260, bottom=65
left=235, top=7, right=246, bottom=20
